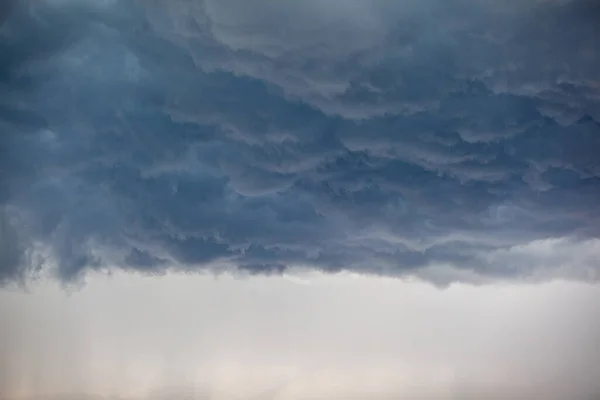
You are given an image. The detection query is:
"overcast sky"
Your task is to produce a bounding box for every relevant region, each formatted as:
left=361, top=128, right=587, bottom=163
left=1, top=0, right=600, bottom=398
left=1, top=273, right=600, bottom=399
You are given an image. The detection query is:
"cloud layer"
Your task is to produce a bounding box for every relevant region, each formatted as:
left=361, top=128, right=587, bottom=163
left=1, top=0, right=600, bottom=284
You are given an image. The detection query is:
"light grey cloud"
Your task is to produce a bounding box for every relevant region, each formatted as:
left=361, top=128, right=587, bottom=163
left=1, top=0, right=600, bottom=284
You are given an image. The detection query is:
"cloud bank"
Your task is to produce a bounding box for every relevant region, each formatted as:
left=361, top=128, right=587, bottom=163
left=1, top=0, right=600, bottom=284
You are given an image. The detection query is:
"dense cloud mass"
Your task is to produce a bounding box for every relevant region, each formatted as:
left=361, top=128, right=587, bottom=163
left=1, top=0, right=600, bottom=284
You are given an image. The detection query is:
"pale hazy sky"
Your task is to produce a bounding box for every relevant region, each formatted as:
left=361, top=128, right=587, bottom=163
left=1, top=273, right=600, bottom=399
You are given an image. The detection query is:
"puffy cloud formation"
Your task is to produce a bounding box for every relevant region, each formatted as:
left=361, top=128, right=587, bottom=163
left=1, top=0, right=600, bottom=284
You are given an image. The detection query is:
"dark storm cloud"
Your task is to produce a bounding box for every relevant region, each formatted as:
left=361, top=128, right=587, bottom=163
left=1, top=0, right=600, bottom=284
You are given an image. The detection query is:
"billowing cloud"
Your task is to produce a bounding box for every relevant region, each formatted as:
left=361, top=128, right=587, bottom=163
left=1, top=0, right=600, bottom=284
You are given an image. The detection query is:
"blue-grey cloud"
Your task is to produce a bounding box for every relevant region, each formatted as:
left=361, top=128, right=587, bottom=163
left=1, top=0, right=600, bottom=284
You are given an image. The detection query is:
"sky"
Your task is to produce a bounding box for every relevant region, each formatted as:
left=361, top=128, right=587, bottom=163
left=1, top=0, right=600, bottom=398
left=1, top=273, right=600, bottom=399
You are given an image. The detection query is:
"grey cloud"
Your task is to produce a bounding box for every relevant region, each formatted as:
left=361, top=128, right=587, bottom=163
left=1, top=0, right=600, bottom=284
